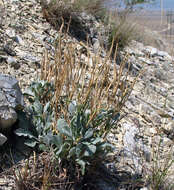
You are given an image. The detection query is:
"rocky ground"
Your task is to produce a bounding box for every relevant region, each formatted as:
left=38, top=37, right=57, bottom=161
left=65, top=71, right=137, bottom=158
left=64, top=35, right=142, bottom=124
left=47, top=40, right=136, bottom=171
left=0, top=0, right=174, bottom=189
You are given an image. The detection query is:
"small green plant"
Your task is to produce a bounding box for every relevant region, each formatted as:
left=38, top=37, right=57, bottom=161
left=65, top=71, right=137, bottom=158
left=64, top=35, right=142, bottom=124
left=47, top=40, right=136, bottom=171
left=15, top=81, right=55, bottom=148
left=52, top=102, right=114, bottom=175
left=14, top=33, right=137, bottom=187
left=149, top=135, right=174, bottom=190
left=15, top=80, right=117, bottom=175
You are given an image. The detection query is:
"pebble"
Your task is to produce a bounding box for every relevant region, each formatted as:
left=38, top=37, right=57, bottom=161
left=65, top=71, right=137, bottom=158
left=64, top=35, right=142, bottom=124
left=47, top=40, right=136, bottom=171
left=0, top=133, right=7, bottom=146
left=14, top=35, right=24, bottom=45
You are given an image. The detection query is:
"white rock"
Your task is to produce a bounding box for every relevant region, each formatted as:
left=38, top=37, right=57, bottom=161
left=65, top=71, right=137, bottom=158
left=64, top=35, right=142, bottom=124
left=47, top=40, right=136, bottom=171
left=164, top=121, right=174, bottom=131
left=0, top=133, right=7, bottom=146
left=0, top=107, right=18, bottom=129
left=15, top=35, right=24, bottom=46
left=138, top=57, right=153, bottom=65
left=157, top=50, right=172, bottom=60
left=144, top=46, right=158, bottom=56
left=7, top=56, right=16, bottom=64
left=6, top=29, right=15, bottom=38
left=140, top=188, right=149, bottom=190
left=148, top=128, right=157, bottom=135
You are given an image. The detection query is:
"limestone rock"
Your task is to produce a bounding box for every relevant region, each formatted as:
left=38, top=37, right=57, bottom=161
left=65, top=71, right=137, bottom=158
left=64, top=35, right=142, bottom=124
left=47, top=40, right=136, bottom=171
left=0, top=74, right=24, bottom=130
left=0, top=133, right=7, bottom=145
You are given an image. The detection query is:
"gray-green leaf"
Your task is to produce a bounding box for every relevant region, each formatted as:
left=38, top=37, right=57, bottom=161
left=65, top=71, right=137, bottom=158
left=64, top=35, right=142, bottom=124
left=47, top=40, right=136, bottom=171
left=44, top=102, right=50, bottom=113
left=33, top=100, right=43, bottom=113
left=51, top=134, right=63, bottom=148
left=57, top=119, right=72, bottom=138
left=84, top=128, right=93, bottom=139
left=68, top=101, right=77, bottom=115
left=24, top=139, right=37, bottom=147
left=68, top=147, right=76, bottom=158
left=14, top=128, right=36, bottom=139
left=76, top=159, right=86, bottom=175
left=87, top=144, right=96, bottom=154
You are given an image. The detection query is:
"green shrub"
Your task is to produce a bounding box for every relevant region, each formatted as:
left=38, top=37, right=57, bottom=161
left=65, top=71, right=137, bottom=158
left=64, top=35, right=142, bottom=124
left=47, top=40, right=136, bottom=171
left=15, top=34, right=136, bottom=182
left=15, top=80, right=119, bottom=175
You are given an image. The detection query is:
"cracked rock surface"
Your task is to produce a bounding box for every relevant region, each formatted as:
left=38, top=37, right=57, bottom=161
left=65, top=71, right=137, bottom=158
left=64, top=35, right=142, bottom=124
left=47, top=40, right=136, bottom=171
left=0, top=74, right=23, bottom=130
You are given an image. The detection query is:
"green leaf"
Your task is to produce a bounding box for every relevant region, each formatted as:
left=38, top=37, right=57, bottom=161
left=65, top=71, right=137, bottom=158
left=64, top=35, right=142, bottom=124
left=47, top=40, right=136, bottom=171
left=14, top=128, right=36, bottom=139
left=88, top=144, right=96, bottom=154
left=83, top=150, right=90, bottom=157
left=51, top=134, right=63, bottom=148
left=56, top=142, right=70, bottom=157
left=68, top=101, right=76, bottom=115
left=57, top=119, right=72, bottom=138
left=68, top=147, right=76, bottom=158
left=87, top=144, right=96, bottom=154
left=76, top=159, right=86, bottom=175
left=39, top=144, right=47, bottom=151
left=55, top=145, right=63, bottom=156
left=82, top=142, right=90, bottom=146
left=76, top=144, right=83, bottom=157
left=24, top=139, right=37, bottom=147
left=81, top=144, right=96, bottom=157
left=33, top=100, right=43, bottom=113
left=43, top=102, right=50, bottom=113
left=42, top=133, right=54, bottom=145
left=84, top=128, right=93, bottom=139
left=91, top=137, right=103, bottom=144
left=45, top=122, right=52, bottom=130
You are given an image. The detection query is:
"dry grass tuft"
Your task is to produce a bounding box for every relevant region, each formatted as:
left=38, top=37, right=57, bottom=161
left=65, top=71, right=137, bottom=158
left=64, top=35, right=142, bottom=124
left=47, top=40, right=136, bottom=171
left=13, top=152, right=75, bottom=190
left=40, top=30, right=138, bottom=130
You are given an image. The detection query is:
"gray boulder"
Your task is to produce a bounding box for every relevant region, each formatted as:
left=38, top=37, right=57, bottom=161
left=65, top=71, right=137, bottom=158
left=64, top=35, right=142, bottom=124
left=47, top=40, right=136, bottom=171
left=0, top=74, right=24, bottom=130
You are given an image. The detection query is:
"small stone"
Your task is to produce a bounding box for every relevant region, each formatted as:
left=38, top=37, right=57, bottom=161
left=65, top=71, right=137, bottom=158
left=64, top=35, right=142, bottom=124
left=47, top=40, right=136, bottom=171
left=0, top=133, right=7, bottom=146
left=7, top=56, right=16, bottom=64
left=138, top=57, right=154, bottom=65
left=6, top=29, right=15, bottom=38
left=23, top=54, right=40, bottom=63
left=157, top=50, right=172, bottom=60
left=92, top=38, right=100, bottom=53
left=161, top=137, right=173, bottom=147
left=153, top=135, right=161, bottom=144
left=148, top=128, right=157, bottom=135
left=14, top=35, right=24, bottom=45
left=144, top=46, right=158, bottom=56
left=4, top=44, right=16, bottom=56
left=167, top=101, right=174, bottom=110
left=0, top=106, right=18, bottom=129
left=11, top=61, right=20, bottom=69
left=140, top=188, right=149, bottom=190
left=164, top=122, right=174, bottom=132
left=154, top=69, right=166, bottom=81
left=7, top=57, right=20, bottom=69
